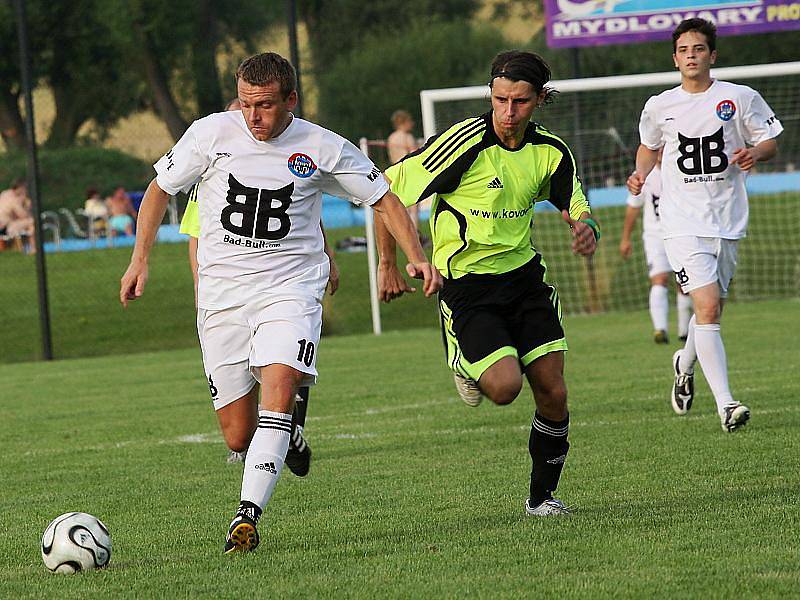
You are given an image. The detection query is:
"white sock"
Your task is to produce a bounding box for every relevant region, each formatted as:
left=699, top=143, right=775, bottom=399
left=693, top=323, right=735, bottom=415
left=676, top=293, right=693, bottom=338
left=240, top=410, right=291, bottom=511
left=649, top=285, right=669, bottom=331
left=679, top=315, right=697, bottom=374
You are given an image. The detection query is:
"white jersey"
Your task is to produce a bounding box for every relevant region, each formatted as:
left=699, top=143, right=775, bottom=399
left=639, top=80, right=783, bottom=240
left=626, top=164, right=663, bottom=238
left=155, top=112, right=389, bottom=309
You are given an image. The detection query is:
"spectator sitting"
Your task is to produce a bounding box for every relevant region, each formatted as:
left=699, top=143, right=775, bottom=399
left=0, top=177, right=35, bottom=252
left=106, top=187, right=137, bottom=237
left=83, top=187, right=108, bottom=235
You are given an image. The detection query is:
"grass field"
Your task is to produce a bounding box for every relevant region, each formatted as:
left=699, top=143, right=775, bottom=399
left=3, top=193, right=797, bottom=364
left=1, top=298, right=798, bottom=597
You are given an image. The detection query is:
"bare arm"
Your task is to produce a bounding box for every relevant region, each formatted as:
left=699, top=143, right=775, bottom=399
left=371, top=190, right=441, bottom=297
left=627, top=145, right=660, bottom=195
left=374, top=209, right=416, bottom=302
left=619, top=206, right=641, bottom=260
left=561, top=210, right=598, bottom=257
left=119, top=178, right=170, bottom=307
left=731, top=138, right=778, bottom=171
left=188, top=235, right=199, bottom=306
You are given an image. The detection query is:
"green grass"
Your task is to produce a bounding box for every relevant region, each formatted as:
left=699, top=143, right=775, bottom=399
left=1, top=299, right=798, bottom=597
left=3, top=193, right=798, bottom=364
left=0, top=226, right=441, bottom=363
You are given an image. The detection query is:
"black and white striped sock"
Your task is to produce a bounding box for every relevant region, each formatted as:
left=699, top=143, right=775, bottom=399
left=240, top=410, right=292, bottom=512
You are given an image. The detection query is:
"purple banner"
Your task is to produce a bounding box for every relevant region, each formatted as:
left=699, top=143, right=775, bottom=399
left=544, top=0, right=800, bottom=48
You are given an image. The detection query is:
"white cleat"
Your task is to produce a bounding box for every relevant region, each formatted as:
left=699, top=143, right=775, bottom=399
left=453, top=372, right=483, bottom=407
left=525, top=497, right=572, bottom=516
left=671, top=350, right=694, bottom=415
left=721, top=403, right=750, bottom=432
left=226, top=450, right=246, bottom=464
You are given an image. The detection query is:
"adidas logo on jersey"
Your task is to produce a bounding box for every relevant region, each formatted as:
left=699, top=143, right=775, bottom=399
left=487, top=177, right=503, bottom=189
left=254, top=462, right=277, bottom=474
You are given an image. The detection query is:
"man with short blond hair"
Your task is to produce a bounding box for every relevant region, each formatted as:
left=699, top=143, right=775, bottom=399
left=120, top=51, right=441, bottom=553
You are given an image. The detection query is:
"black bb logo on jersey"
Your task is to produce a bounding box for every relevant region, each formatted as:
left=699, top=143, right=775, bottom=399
left=651, top=194, right=660, bottom=219
left=221, top=174, right=293, bottom=240
left=677, top=127, right=728, bottom=176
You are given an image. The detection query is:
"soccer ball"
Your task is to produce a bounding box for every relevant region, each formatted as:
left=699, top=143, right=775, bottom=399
left=41, top=512, right=112, bottom=573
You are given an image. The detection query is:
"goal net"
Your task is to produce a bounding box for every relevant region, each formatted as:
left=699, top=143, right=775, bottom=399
left=420, top=62, right=800, bottom=314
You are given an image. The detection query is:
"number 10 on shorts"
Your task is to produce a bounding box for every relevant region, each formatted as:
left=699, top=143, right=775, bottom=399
left=296, top=339, right=315, bottom=367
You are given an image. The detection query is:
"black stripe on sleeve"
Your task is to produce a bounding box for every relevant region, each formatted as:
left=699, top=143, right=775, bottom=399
left=416, top=141, right=487, bottom=202
left=423, top=119, right=486, bottom=173
left=526, top=131, right=578, bottom=212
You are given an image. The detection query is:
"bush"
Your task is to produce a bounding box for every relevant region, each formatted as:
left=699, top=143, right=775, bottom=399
left=317, top=19, right=508, bottom=142
left=0, top=147, right=152, bottom=211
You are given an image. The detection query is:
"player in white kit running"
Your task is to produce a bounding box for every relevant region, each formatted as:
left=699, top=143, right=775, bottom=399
left=620, top=154, right=693, bottom=344
left=627, top=19, right=782, bottom=432
left=120, top=52, right=442, bottom=553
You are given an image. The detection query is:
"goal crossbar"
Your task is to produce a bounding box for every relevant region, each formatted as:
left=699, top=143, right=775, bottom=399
left=421, top=61, right=800, bottom=138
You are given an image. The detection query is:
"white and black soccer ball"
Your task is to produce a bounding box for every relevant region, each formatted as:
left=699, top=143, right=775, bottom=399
left=41, top=512, right=112, bottom=574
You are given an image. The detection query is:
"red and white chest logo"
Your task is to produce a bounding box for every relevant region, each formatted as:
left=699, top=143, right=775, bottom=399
left=288, top=153, right=317, bottom=178
left=716, top=100, right=736, bottom=122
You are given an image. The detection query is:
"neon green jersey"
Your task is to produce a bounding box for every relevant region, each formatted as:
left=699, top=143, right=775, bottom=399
left=179, top=183, right=200, bottom=238
left=385, top=112, right=591, bottom=279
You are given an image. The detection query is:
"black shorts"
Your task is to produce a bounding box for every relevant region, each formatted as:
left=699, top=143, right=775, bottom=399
left=438, top=255, right=567, bottom=380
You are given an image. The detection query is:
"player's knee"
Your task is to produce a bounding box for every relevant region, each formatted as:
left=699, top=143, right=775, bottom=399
left=694, top=303, right=720, bottom=323
left=533, top=381, right=567, bottom=415
left=650, top=274, right=669, bottom=287
left=486, top=378, right=523, bottom=406
left=224, top=429, right=253, bottom=453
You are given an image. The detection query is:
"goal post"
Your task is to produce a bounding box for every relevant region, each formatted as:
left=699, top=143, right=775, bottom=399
left=419, top=61, right=800, bottom=314
left=360, top=137, right=382, bottom=335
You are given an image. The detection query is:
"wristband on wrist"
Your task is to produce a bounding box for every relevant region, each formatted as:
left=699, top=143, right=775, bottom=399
left=579, top=217, right=601, bottom=241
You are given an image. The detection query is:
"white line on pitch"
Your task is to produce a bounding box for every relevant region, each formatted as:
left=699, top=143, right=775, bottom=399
left=18, top=403, right=799, bottom=457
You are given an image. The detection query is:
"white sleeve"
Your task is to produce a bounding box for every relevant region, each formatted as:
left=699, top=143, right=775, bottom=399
left=626, top=192, right=645, bottom=208
left=153, top=122, right=210, bottom=195
left=322, top=139, right=389, bottom=206
left=638, top=99, right=663, bottom=150
left=741, top=89, right=784, bottom=146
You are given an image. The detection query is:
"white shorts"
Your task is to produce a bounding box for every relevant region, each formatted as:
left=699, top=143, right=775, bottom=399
left=197, top=295, right=322, bottom=411
left=642, top=233, right=671, bottom=278
left=663, top=236, right=739, bottom=298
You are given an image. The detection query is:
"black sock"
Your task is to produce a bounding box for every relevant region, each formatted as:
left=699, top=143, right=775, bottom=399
left=237, top=500, right=262, bottom=523
left=291, top=386, right=310, bottom=434
left=528, top=412, right=570, bottom=506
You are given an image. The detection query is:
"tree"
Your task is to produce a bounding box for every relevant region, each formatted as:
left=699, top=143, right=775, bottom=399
left=103, top=0, right=280, bottom=140
left=0, top=1, right=49, bottom=150
left=0, top=1, right=144, bottom=149
left=318, top=20, right=508, bottom=142
left=299, top=0, right=480, bottom=124
left=43, top=2, right=142, bottom=148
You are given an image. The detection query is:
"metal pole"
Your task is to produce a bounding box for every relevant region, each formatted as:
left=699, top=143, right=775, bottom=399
left=13, top=0, right=53, bottom=360
left=569, top=47, right=600, bottom=313
left=286, top=0, right=303, bottom=118
left=360, top=138, right=382, bottom=335
left=569, top=48, right=585, bottom=169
